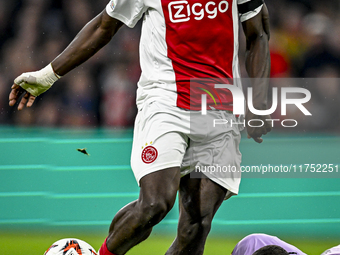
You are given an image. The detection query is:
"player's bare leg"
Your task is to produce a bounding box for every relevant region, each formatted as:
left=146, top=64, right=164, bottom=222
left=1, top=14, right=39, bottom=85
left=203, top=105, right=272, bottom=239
left=165, top=173, right=227, bottom=255
left=103, top=167, right=181, bottom=255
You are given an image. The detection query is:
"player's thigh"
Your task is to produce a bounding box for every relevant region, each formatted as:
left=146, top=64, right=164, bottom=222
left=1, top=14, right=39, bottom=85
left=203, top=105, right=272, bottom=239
left=131, top=101, right=189, bottom=185
left=139, top=166, right=181, bottom=208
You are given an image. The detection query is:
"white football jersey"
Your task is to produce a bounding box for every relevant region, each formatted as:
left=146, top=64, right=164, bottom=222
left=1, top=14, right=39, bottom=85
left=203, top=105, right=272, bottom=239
left=106, top=0, right=263, bottom=110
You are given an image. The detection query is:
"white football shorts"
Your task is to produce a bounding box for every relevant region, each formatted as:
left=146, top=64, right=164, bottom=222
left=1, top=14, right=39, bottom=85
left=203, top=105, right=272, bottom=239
left=130, top=99, right=242, bottom=198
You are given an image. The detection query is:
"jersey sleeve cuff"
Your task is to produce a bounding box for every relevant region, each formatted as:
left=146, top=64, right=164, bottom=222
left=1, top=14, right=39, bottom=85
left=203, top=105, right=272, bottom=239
left=239, top=4, right=263, bottom=23
left=105, top=3, right=132, bottom=28
left=105, top=2, right=144, bottom=28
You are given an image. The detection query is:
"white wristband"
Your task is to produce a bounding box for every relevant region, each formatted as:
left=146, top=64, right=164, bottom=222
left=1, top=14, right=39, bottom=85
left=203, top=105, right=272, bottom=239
left=14, top=63, right=61, bottom=97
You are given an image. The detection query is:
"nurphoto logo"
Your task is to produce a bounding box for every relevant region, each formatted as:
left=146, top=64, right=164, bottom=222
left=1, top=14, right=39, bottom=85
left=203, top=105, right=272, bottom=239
left=199, top=83, right=312, bottom=128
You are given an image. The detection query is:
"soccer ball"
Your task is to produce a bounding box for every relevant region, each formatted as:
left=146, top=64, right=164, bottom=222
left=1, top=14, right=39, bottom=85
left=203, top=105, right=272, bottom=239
left=43, top=238, right=97, bottom=255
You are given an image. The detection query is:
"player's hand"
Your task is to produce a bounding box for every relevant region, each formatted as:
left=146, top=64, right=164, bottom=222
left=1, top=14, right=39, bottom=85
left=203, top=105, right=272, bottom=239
left=9, top=84, right=36, bottom=110
left=246, top=111, right=272, bottom=143
left=9, top=64, right=60, bottom=110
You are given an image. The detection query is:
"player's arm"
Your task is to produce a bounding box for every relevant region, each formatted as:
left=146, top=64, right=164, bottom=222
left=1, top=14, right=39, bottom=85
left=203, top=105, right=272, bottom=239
left=241, top=3, right=271, bottom=143
left=52, top=10, right=123, bottom=76
left=9, top=10, right=123, bottom=110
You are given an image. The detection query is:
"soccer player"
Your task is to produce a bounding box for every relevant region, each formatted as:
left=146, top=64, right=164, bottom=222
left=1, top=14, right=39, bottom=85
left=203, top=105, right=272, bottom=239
left=9, top=0, right=272, bottom=254
left=253, top=245, right=290, bottom=255
left=231, top=233, right=307, bottom=255
left=321, top=244, right=340, bottom=255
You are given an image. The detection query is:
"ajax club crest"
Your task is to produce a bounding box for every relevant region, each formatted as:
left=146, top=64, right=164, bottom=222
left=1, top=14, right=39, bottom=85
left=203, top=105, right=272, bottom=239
left=141, top=146, right=158, bottom=164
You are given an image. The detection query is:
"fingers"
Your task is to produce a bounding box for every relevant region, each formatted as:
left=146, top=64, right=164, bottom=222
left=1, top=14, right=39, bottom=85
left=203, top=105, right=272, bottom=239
left=9, top=84, right=23, bottom=106
left=26, top=94, right=36, bottom=108
left=247, top=134, right=263, bottom=143
left=9, top=83, right=36, bottom=110
left=18, top=91, right=36, bottom=110
left=18, top=91, right=30, bottom=111
left=247, top=123, right=271, bottom=143
left=254, top=137, right=263, bottom=143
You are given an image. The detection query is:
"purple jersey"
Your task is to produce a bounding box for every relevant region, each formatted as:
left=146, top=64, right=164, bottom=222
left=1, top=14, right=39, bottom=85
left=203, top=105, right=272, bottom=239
left=321, top=245, right=340, bottom=255
left=232, top=234, right=307, bottom=255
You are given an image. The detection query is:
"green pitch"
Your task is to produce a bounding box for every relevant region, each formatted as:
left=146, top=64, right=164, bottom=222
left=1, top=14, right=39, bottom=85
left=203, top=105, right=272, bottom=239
left=0, top=232, right=338, bottom=255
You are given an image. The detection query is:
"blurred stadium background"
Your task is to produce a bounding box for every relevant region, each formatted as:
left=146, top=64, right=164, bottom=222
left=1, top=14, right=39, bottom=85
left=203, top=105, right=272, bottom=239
left=0, top=0, right=339, bottom=254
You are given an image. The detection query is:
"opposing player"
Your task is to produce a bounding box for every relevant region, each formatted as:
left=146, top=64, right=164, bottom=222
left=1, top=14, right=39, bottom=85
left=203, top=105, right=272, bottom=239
left=231, top=233, right=307, bottom=255
left=321, top=244, right=340, bottom=255
left=9, top=0, right=272, bottom=254
left=252, top=245, right=290, bottom=255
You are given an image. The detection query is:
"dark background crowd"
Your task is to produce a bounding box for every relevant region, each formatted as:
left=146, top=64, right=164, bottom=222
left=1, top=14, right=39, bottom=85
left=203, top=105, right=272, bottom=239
left=0, top=0, right=339, bottom=132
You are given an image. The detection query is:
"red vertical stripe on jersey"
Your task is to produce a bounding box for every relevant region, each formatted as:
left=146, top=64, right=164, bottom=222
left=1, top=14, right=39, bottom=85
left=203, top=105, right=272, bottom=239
left=162, top=0, right=235, bottom=110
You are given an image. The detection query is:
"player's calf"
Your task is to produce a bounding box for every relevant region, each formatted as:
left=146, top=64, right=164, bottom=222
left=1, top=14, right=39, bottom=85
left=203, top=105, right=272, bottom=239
left=101, top=168, right=181, bottom=255
left=174, top=214, right=214, bottom=255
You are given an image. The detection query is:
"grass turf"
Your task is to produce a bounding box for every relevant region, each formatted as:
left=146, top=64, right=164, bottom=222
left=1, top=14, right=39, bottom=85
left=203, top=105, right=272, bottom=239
left=0, top=232, right=338, bottom=255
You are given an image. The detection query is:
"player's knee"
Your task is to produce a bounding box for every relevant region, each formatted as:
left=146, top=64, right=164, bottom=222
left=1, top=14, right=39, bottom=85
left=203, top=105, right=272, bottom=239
left=139, top=198, right=174, bottom=226
left=180, top=215, right=213, bottom=240
left=196, top=216, right=213, bottom=237
left=201, top=216, right=213, bottom=234
left=179, top=222, right=200, bottom=241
